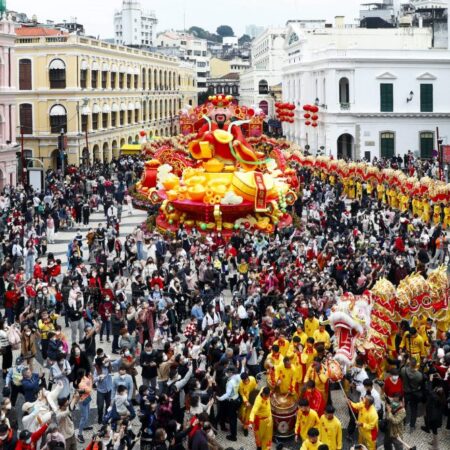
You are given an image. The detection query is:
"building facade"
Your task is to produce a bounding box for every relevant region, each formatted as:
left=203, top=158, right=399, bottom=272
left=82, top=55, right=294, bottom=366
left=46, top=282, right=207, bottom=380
left=15, top=30, right=196, bottom=169
left=114, top=0, right=158, bottom=48
left=282, top=21, right=450, bottom=160
left=206, top=73, right=239, bottom=100
left=209, top=57, right=250, bottom=78
left=239, top=28, right=286, bottom=116
left=157, top=31, right=210, bottom=92
left=0, top=14, right=18, bottom=188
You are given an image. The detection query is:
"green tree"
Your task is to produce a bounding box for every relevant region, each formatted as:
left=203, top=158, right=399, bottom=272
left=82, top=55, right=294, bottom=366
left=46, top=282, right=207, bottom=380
left=189, top=26, right=208, bottom=40
left=238, top=34, right=252, bottom=45
left=216, top=25, right=234, bottom=38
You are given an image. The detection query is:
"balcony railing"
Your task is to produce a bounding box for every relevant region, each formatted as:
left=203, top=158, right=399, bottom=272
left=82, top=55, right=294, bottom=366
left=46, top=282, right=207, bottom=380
left=340, top=102, right=350, bottom=111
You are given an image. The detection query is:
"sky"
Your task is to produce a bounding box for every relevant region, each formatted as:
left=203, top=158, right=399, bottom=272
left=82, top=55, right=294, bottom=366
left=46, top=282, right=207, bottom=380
left=10, top=0, right=364, bottom=39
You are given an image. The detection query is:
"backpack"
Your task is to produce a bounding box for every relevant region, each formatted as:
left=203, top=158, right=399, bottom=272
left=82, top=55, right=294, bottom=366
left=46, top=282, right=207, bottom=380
left=7, top=325, right=21, bottom=350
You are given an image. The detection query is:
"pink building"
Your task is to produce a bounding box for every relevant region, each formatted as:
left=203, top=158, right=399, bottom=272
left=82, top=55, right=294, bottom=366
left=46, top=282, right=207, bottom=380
left=0, top=13, right=18, bottom=189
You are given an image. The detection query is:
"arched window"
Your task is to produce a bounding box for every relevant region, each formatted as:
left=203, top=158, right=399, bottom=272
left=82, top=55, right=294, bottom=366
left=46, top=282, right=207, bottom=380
left=142, top=68, right=147, bottom=90
left=19, top=59, right=32, bottom=90
left=19, top=103, right=33, bottom=134
left=49, top=104, right=67, bottom=133
left=143, top=101, right=147, bottom=122
left=49, top=59, right=66, bottom=89
left=258, top=79, right=268, bottom=94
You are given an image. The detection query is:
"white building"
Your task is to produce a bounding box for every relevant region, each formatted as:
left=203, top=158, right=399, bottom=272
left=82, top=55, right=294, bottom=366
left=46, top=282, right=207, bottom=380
left=114, top=0, right=157, bottom=47
left=157, top=31, right=209, bottom=92
left=282, top=20, right=450, bottom=160
left=245, top=24, right=265, bottom=39
left=239, top=27, right=286, bottom=116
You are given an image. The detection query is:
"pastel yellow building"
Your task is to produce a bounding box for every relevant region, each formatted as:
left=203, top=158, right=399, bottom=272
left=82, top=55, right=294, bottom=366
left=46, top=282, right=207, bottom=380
left=15, top=28, right=197, bottom=169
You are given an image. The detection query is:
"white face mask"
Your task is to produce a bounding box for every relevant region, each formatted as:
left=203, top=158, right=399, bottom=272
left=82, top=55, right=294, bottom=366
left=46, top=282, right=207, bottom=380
left=0, top=434, right=7, bottom=440
left=207, top=430, right=215, bottom=438
left=391, top=375, right=399, bottom=382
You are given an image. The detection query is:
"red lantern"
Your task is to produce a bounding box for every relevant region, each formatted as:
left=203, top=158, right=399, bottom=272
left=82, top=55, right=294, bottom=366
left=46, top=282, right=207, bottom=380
left=247, top=108, right=255, bottom=117
left=288, top=104, right=296, bottom=110
left=310, top=105, right=319, bottom=113
left=303, top=105, right=311, bottom=111
left=311, top=114, right=319, bottom=121
left=139, top=130, right=147, bottom=137
left=305, top=120, right=311, bottom=126
left=275, top=102, right=281, bottom=108
left=312, top=122, right=318, bottom=128
left=304, top=113, right=311, bottom=119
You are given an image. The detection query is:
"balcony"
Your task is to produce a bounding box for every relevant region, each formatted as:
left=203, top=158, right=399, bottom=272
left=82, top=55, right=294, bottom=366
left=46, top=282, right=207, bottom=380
left=340, top=102, right=350, bottom=111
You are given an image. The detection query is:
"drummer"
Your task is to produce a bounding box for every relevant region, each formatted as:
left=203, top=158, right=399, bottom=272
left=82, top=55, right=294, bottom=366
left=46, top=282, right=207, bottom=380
left=275, top=356, right=296, bottom=395
left=238, top=372, right=258, bottom=437
left=248, top=386, right=273, bottom=450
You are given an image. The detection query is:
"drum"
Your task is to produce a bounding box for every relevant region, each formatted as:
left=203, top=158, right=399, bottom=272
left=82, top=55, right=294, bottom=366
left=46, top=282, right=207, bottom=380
left=271, top=392, right=298, bottom=438
left=326, top=359, right=343, bottom=382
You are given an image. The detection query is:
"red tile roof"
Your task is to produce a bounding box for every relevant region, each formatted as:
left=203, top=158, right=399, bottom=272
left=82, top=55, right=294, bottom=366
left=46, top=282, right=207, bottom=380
left=16, top=27, right=68, bottom=37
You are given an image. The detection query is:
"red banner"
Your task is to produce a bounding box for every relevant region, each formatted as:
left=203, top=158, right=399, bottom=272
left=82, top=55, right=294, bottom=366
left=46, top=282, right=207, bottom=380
left=443, top=145, right=450, bottom=164
left=254, top=172, right=267, bottom=212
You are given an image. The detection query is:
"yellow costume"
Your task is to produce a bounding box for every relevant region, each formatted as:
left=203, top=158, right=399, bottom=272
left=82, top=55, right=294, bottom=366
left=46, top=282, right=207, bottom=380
left=292, top=330, right=308, bottom=347
left=313, top=329, right=331, bottom=350
left=264, top=351, right=282, bottom=370
left=304, top=364, right=329, bottom=405
left=444, top=205, right=450, bottom=229
left=433, top=204, right=442, bottom=226
left=356, top=181, right=362, bottom=200
left=301, top=345, right=318, bottom=373
left=399, top=331, right=427, bottom=360
left=366, top=182, right=373, bottom=196
left=348, top=179, right=355, bottom=199
left=273, top=337, right=290, bottom=356
left=422, top=200, right=431, bottom=223
left=319, top=415, right=343, bottom=450
left=350, top=401, right=378, bottom=450
left=400, top=194, right=409, bottom=213
left=249, top=390, right=273, bottom=450
left=377, top=184, right=385, bottom=203
left=275, top=363, right=295, bottom=394
left=238, top=376, right=257, bottom=430
left=300, top=439, right=324, bottom=450
left=412, top=197, right=419, bottom=216
left=304, top=317, right=320, bottom=338
left=295, top=408, right=320, bottom=442
left=390, top=190, right=398, bottom=209
left=329, top=175, right=335, bottom=186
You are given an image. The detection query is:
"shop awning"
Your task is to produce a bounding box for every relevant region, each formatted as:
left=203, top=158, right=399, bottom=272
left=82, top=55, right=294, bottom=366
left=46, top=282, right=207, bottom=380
left=120, top=144, right=142, bottom=155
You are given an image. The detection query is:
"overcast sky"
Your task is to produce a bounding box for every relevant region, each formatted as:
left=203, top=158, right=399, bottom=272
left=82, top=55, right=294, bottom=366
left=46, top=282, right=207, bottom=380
left=11, top=0, right=364, bottom=38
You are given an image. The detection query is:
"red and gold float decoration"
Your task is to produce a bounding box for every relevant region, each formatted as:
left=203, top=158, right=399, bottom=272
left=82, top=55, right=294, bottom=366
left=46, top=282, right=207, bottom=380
left=134, top=95, right=300, bottom=236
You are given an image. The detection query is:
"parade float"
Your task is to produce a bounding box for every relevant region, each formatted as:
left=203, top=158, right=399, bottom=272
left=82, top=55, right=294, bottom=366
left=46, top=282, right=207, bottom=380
left=329, top=265, right=450, bottom=374
left=134, top=95, right=300, bottom=236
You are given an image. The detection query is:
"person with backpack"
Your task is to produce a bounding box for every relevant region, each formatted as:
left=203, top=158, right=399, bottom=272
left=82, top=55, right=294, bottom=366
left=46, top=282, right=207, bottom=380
left=5, top=356, right=27, bottom=406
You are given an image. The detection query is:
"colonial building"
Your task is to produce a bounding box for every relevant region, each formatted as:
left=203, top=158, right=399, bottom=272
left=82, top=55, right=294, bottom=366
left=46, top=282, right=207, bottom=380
left=15, top=28, right=197, bottom=169
left=206, top=73, right=240, bottom=100
left=282, top=19, right=450, bottom=160
left=0, top=13, right=18, bottom=188
left=239, top=27, right=286, bottom=116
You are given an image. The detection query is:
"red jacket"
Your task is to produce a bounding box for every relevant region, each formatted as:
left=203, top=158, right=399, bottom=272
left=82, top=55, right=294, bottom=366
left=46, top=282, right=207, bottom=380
left=33, top=264, right=44, bottom=280
left=15, top=424, right=48, bottom=450
left=4, top=290, right=18, bottom=309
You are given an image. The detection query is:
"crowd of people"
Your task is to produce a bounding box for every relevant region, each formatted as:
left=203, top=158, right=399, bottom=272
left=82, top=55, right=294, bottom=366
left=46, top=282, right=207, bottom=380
left=0, top=154, right=447, bottom=450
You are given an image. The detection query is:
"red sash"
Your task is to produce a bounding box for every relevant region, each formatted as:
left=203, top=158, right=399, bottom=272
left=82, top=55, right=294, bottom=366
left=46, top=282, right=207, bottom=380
left=254, top=172, right=267, bottom=212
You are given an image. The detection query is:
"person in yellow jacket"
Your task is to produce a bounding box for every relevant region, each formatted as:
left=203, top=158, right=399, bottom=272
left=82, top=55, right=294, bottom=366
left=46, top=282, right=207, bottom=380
left=433, top=203, right=442, bottom=226
left=248, top=387, right=273, bottom=450
left=348, top=178, right=355, bottom=199
left=313, top=323, right=331, bottom=350
left=418, top=318, right=434, bottom=352
left=444, top=204, right=450, bottom=229
left=295, top=398, right=320, bottom=443
left=422, top=199, right=431, bottom=223
left=292, top=324, right=308, bottom=347
left=300, top=427, right=323, bottom=450
left=319, top=405, right=342, bottom=450
left=349, top=395, right=379, bottom=450
left=412, top=197, right=419, bottom=216
left=305, top=312, right=320, bottom=338
left=356, top=181, right=362, bottom=200
left=273, top=333, right=290, bottom=357
left=275, top=356, right=296, bottom=395
left=399, top=193, right=409, bottom=213
left=399, top=327, right=427, bottom=361
left=238, top=372, right=258, bottom=436
left=304, top=360, right=329, bottom=405
left=264, top=344, right=282, bottom=370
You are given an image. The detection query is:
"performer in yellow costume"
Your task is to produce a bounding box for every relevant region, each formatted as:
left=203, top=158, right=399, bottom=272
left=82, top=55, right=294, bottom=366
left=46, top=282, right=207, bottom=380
left=238, top=372, right=258, bottom=435
left=366, top=182, right=373, bottom=197
left=356, top=181, right=362, bottom=200
left=433, top=203, right=442, bottom=226
left=400, top=327, right=427, bottom=361
left=273, top=333, right=290, bottom=357
left=249, top=387, right=273, bottom=450
left=305, top=312, right=320, bottom=338
left=399, top=193, right=409, bottom=213
left=347, top=178, right=355, bottom=199
left=292, top=324, right=308, bottom=347
left=313, top=322, right=331, bottom=350
left=412, top=197, right=419, bottom=216
left=349, top=396, right=379, bottom=450
left=377, top=183, right=385, bottom=203
left=319, top=405, right=343, bottom=450
left=275, top=357, right=295, bottom=394
left=422, top=199, right=431, bottom=223
left=304, top=360, right=330, bottom=405
left=295, top=398, right=320, bottom=443
left=443, top=204, right=450, bottom=229
left=300, top=427, right=323, bottom=450
left=301, top=338, right=318, bottom=373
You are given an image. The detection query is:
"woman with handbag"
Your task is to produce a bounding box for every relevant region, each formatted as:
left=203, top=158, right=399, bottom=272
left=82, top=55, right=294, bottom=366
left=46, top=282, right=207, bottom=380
left=0, top=319, right=12, bottom=379
left=21, top=325, right=38, bottom=371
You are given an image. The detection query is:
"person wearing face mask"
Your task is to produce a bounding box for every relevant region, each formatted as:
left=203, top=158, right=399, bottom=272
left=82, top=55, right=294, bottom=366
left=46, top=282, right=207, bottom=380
left=16, top=423, right=49, bottom=450
left=0, top=398, right=16, bottom=430
left=50, top=353, right=71, bottom=399
left=383, top=368, right=404, bottom=401
left=111, top=304, right=123, bottom=354
left=0, top=422, right=17, bottom=450
left=41, top=423, right=65, bottom=450
left=383, top=392, right=407, bottom=450
left=112, top=366, right=133, bottom=402
left=55, top=396, right=77, bottom=450
left=74, top=368, right=93, bottom=443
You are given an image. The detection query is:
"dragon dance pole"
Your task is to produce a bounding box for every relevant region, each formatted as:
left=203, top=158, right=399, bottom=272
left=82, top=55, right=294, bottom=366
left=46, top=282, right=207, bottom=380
left=337, top=380, right=358, bottom=422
